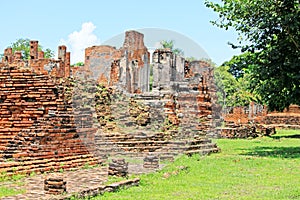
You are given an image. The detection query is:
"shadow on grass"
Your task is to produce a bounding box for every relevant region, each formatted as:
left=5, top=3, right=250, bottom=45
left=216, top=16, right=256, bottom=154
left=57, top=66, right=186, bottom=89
left=271, top=134, right=300, bottom=139
left=242, top=146, right=300, bottom=159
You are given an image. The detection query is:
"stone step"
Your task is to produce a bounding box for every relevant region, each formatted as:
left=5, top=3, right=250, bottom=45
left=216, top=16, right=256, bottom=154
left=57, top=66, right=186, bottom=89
left=96, top=140, right=168, bottom=146
left=185, top=148, right=220, bottom=156
left=0, top=154, right=102, bottom=175
left=186, top=143, right=218, bottom=151
left=96, top=146, right=163, bottom=154
left=100, top=151, right=179, bottom=159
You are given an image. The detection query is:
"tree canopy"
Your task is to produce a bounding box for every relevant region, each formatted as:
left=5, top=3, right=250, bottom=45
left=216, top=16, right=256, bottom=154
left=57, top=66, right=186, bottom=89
left=215, top=65, right=259, bottom=108
left=205, top=0, right=300, bottom=111
left=71, top=62, right=84, bottom=67
left=160, top=40, right=184, bottom=56
left=9, top=38, right=54, bottom=60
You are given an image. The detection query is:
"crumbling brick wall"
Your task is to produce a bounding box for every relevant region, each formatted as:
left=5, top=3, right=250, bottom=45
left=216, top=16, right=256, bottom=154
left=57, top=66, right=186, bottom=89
left=84, top=31, right=150, bottom=93
left=152, top=48, right=185, bottom=90
left=223, top=104, right=300, bottom=127
left=223, top=107, right=249, bottom=124
left=85, top=45, right=122, bottom=86
left=0, top=65, right=100, bottom=175
left=1, top=41, right=71, bottom=78
left=260, top=105, right=300, bottom=127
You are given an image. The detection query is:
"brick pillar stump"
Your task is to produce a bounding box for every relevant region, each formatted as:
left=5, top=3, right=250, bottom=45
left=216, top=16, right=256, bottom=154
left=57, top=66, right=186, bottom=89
left=108, top=158, right=128, bottom=177
left=44, top=176, right=66, bottom=195
left=143, top=155, right=159, bottom=168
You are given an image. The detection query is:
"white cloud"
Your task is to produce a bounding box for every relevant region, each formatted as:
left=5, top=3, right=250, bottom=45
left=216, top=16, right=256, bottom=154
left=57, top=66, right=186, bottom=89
left=59, top=22, right=100, bottom=64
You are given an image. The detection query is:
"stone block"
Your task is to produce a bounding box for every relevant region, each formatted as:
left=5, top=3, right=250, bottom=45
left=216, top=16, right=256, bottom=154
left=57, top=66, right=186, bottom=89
left=143, top=155, right=159, bottom=169
left=44, top=176, right=67, bottom=195
left=108, top=158, right=128, bottom=177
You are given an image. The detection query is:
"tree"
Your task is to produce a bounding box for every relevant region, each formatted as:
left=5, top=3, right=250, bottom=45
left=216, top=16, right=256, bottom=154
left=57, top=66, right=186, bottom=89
left=215, top=65, right=258, bottom=108
left=10, top=38, right=54, bottom=60
left=205, top=0, right=300, bottom=111
left=160, top=40, right=184, bottom=56
left=222, top=52, right=254, bottom=79
left=185, top=57, right=197, bottom=62
left=71, top=62, right=84, bottom=67
left=11, top=38, right=31, bottom=60
left=44, top=48, right=55, bottom=59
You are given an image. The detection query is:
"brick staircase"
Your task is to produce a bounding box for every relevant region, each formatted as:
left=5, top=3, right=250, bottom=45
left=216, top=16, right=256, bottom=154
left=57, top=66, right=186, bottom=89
left=93, top=85, right=219, bottom=159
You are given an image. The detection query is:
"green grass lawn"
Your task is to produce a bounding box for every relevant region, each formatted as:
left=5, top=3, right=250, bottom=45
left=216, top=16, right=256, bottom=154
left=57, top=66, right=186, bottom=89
left=94, top=129, right=300, bottom=200
left=1, top=129, right=299, bottom=199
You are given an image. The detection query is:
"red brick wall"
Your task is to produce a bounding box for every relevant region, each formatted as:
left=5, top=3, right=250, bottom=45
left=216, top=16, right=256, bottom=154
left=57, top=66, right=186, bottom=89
left=223, top=104, right=300, bottom=126
left=0, top=66, right=99, bottom=175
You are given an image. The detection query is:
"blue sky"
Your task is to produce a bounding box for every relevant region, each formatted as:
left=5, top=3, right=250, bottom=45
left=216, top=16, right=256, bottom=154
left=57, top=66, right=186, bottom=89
left=0, top=0, right=240, bottom=64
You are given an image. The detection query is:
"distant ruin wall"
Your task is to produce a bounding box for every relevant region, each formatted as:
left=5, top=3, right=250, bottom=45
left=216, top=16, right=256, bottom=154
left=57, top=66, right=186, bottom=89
left=85, top=45, right=121, bottom=86
left=152, top=49, right=185, bottom=90
left=1, top=41, right=71, bottom=78
left=82, top=30, right=220, bottom=138
left=223, top=103, right=300, bottom=128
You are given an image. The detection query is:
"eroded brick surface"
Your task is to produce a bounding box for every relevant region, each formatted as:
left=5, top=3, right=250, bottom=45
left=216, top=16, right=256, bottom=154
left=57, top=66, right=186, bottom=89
left=2, top=41, right=71, bottom=78
left=221, top=103, right=300, bottom=138
left=223, top=104, right=300, bottom=126
left=0, top=65, right=101, bottom=175
left=84, top=31, right=150, bottom=93
left=78, top=31, right=221, bottom=159
left=0, top=32, right=221, bottom=178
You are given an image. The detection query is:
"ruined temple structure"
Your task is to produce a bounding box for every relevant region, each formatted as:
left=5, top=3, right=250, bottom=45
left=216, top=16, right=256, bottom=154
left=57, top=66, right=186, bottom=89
left=0, top=31, right=220, bottom=176
left=81, top=30, right=220, bottom=159
left=2, top=41, right=71, bottom=78
left=0, top=43, right=102, bottom=175
left=220, top=103, right=300, bottom=138
left=85, top=31, right=150, bottom=93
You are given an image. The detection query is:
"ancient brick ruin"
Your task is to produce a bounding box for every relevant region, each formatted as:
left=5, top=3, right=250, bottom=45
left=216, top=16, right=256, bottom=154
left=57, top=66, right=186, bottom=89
left=44, top=176, right=67, bottom=195
left=2, top=28, right=297, bottom=188
left=220, top=103, right=300, bottom=138
left=2, top=41, right=70, bottom=78
left=79, top=30, right=220, bottom=161
left=85, top=31, right=149, bottom=93
left=0, top=30, right=220, bottom=177
left=0, top=43, right=100, bottom=176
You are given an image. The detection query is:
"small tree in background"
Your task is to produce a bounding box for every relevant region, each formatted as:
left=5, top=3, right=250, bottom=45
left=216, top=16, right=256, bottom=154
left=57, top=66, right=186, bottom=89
left=9, top=38, right=54, bottom=60
left=160, top=40, right=184, bottom=56
left=43, top=48, right=55, bottom=59
left=215, top=65, right=259, bottom=108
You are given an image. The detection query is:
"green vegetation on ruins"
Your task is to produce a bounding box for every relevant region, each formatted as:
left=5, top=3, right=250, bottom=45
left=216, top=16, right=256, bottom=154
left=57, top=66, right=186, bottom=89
left=160, top=40, right=184, bottom=56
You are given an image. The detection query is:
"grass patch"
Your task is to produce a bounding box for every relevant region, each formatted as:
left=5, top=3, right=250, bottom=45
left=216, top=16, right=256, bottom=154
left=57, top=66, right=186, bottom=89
left=0, top=171, right=27, bottom=197
left=90, top=129, right=300, bottom=200
left=0, top=175, right=26, bottom=198
left=104, top=175, right=138, bottom=185
left=0, top=187, right=24, bottom=198
left=0, top=172, right=25, bottom=182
